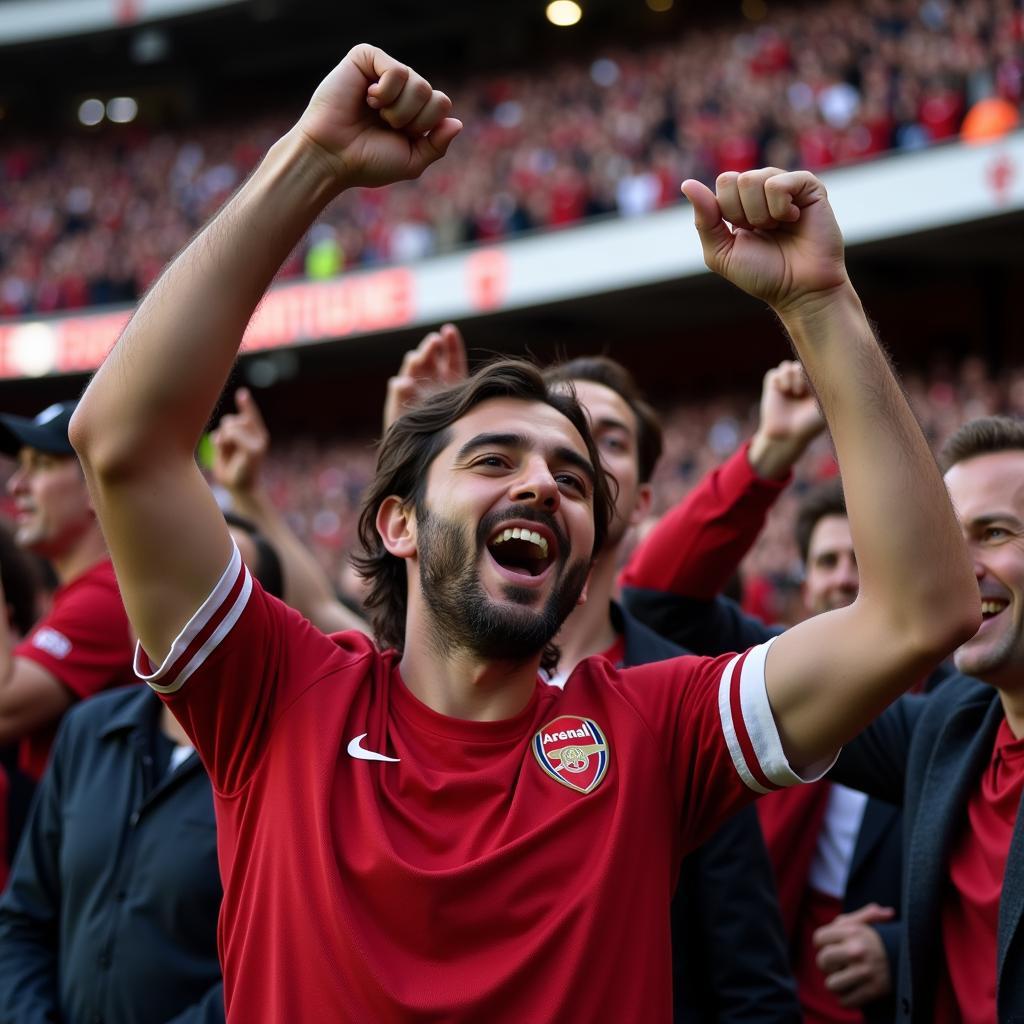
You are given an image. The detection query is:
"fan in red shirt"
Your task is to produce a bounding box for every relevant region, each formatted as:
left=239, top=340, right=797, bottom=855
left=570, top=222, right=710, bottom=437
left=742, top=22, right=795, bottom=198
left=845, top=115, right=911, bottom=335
left=0, top=402, right=134, bottom=782
left=69, top=44, right=978, bottom=1021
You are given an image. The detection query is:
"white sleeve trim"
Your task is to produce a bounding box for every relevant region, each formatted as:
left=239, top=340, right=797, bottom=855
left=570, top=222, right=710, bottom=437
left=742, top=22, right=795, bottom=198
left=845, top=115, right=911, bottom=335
left=134, top=543, right=252, bottom=695
left=718, top=636, right=839, bottom=793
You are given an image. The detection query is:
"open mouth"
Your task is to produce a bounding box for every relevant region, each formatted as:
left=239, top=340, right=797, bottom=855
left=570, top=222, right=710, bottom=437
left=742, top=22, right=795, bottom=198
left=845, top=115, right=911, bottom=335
left=981, top=597, right=1010, bottom=621
left=486, top=526, right=556, bottom=579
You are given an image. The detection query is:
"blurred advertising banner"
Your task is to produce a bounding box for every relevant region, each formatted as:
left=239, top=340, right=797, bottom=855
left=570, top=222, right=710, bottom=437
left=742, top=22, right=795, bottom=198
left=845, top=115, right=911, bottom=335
left=0, top=131, right=1020, bottom=380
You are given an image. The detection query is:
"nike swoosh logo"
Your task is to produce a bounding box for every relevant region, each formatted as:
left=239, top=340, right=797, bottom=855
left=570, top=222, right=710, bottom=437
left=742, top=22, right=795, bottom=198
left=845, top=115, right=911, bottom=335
left=346, top=733, right=400, bottom=763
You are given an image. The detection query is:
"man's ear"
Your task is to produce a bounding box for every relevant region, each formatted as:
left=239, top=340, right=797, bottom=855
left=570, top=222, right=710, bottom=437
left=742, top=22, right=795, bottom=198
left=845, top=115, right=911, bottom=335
left=630, top=483, right=653, bottom=528
left=376, top=497, right=417, bottom=559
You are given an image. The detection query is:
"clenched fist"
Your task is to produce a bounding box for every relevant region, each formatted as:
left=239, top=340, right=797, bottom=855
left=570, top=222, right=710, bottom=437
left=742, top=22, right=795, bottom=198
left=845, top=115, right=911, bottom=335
left=681, top=169, right=848, bottom=317
left=297, top=44, right=462, bottom=190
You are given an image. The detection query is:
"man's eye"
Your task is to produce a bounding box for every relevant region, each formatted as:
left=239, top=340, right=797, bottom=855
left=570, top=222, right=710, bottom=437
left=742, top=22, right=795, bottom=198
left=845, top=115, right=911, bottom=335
left=984, top=527, right=1008, bottom=542
left=601, top=436, right=627, bottom=453
left=475, top=455, right=508, bottom=469
left=556, top=472, right=586, bottom=494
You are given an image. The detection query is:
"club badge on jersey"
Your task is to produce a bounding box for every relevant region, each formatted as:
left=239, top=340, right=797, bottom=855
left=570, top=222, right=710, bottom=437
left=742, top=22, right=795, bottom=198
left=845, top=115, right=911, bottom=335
left=532, top=715, right=610, bottom=795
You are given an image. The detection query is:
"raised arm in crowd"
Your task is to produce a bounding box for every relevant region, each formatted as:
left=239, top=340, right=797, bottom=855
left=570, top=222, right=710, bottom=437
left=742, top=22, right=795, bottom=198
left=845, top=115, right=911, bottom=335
left=66, top=43, right=977, bottom=1021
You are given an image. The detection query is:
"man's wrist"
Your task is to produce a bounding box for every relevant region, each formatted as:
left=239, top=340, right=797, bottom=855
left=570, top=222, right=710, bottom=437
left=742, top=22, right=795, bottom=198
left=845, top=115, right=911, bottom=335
left=226, top=484, right=270, bottom=516
left=747, top=433, right=802, bottom=480
left=264, top=128, right=348, bottom=212
left=774, top=280, right=862, bottom=339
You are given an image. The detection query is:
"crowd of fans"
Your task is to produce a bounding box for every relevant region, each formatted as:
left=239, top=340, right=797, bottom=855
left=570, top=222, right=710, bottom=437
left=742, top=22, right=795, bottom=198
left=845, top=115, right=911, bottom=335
left=1, top=0, right=1021, bottom=317
left=253, top=353, right=1024, bottom=620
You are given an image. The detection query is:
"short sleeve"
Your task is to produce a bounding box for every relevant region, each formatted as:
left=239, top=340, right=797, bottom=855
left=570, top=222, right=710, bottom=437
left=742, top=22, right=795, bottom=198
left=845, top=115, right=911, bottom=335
left=135, top=545, right=365, bottom=794
left=14, top=567, right=134, bottom=700
left=618, top=637, right=837, bottom=850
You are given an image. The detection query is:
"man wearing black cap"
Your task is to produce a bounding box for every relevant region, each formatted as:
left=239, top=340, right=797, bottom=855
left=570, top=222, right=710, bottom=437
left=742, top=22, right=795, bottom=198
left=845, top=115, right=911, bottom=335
left=0, top=401, right=134, bottom=782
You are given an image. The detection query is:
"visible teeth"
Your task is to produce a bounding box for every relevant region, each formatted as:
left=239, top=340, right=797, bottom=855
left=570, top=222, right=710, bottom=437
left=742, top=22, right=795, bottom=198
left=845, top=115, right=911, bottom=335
left=491, top=528, right=549, bottom=558
left=982, top=600, right=1008, bottom=615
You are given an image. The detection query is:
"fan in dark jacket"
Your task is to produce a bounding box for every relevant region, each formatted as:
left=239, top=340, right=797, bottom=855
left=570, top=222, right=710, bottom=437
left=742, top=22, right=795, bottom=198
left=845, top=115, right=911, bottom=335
left=0, top=515, right=283, bottom=1024
left=631, top=414, right=1024, bottom=1023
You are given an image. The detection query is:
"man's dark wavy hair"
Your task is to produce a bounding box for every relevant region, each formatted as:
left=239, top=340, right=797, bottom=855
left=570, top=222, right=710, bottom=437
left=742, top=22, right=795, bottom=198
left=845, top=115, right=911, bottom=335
left=544, top=355, right=664, bottom=484
left=353, top=359, right=614, bottom=655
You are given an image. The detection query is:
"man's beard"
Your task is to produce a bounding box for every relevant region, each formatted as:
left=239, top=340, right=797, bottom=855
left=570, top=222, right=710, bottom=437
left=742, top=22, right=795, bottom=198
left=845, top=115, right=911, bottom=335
left=953, top=613, right=1022, bottom=684
left=416, top=504, right=589, bottom=664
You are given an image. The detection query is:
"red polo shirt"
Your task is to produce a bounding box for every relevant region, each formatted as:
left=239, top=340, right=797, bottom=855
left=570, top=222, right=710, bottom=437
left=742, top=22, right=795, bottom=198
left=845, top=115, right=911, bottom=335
left=935, top=717, right=1024, bottom=1023
left=14, top=559, right=135, bottom=778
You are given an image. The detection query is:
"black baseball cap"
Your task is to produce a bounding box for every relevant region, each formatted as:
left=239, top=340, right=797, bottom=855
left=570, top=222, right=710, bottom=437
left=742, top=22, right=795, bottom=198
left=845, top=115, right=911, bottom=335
left=0, top=401, right=77, bottom=457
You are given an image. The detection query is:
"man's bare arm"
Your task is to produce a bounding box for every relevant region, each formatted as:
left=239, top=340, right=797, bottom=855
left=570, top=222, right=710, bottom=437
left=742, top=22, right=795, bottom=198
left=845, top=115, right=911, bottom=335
left=0, top=575, right=72, bottom=741
left=211, top=388, right=369, bottom=635
left=69, top=46, right=460, bottom=663
left=620, top=359, right=823, bottom=599
left=682, top=169, right=979, bottom=769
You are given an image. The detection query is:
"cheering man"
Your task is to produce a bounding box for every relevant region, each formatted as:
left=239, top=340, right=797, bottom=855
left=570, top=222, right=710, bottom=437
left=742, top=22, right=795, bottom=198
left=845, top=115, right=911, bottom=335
left=69, top=45, right=977, bottom=1020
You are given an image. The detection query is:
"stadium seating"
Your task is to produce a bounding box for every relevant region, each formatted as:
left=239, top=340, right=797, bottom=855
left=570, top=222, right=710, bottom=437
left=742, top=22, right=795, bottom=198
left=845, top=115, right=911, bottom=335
left=1, top=0, right=1020, bottom=317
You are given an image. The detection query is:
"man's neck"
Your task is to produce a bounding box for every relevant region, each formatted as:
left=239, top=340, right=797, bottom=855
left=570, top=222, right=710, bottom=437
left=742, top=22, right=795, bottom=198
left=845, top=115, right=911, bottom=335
left=553, top=551, right=619, bottom=678
left=998, top=683, right=1024, bottom=740
left=51, top=526, right=109, bottom=585
left=399, top=613, right=543, bottom=722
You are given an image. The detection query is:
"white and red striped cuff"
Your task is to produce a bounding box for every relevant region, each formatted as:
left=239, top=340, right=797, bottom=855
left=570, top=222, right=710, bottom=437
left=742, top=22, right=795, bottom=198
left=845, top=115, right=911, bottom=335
left=718, top=638, right=838, bottom=794
left=135, top=543, right=253, bottom=695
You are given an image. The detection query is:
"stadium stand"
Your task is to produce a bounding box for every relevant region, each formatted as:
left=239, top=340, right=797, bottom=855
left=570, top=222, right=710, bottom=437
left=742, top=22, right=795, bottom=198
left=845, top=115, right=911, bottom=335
left=0, top=0, right=1021, bottom=316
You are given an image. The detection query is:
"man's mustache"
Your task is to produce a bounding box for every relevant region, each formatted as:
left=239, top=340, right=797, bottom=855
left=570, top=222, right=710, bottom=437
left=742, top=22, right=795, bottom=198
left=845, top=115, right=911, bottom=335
left=476, top=504, right=569, bottom=562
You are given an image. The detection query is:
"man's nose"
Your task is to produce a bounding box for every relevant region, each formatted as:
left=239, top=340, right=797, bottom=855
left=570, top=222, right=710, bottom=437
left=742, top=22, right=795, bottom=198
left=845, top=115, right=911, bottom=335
left=510, top=458, right=560, bottom=511
left=6, top=466, right=26, bottom=497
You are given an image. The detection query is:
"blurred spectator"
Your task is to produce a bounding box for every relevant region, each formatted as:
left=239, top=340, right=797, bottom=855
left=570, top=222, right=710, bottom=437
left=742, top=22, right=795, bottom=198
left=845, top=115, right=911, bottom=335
left=0, top=518, right=45, bottom=891
left=0, top=402, right=134, bottom=786
left=1, top=0, right=1020, bottom=315
left=0, top=517, right=284, bottom=1024
left=239, top=353, right=1023, bottom=627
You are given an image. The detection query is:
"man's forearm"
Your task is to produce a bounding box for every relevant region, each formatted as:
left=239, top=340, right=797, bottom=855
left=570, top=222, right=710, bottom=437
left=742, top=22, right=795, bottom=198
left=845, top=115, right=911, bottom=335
left=620, top=442, right=786, bottom=599
left=228, top=485, right=368, bottom=634
left=779, top=284, right=975, bottom=648
left=72, top=130, right=339, bottom=471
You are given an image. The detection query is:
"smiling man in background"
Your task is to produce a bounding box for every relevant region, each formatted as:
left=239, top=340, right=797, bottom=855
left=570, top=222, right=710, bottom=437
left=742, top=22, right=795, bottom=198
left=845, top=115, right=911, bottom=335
left=0, top=402, right=133, bottom=785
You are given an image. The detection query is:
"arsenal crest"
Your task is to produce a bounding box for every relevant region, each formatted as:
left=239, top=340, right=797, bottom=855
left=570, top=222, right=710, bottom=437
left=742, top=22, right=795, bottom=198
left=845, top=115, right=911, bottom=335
left=532, top=715, right=610, bottom=795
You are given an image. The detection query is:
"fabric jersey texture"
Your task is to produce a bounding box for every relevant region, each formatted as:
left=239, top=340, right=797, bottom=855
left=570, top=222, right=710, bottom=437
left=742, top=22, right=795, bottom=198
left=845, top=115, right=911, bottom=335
left=934, top=717, right=1024, bottom=1024
left=14, top=558, right=135, bottom=778
left=139, top=546, right=825, bottom=1022
left=619, top=441, right=921, bottom=1024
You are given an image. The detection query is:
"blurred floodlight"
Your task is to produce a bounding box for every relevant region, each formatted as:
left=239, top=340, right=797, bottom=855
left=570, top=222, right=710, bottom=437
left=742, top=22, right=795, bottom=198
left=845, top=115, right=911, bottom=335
left=646, top=0, right=674, bottom=10
left=10, top=323, right=58, bottom=377
left=131, top=28, right=170, bottom=64
left=107, top=97, right=139, bottom=124
left=78, top=98, right=105, bottom=126
left=546, top=1, right=582, bottom=26
left=246, top=357, right=278, bottom=388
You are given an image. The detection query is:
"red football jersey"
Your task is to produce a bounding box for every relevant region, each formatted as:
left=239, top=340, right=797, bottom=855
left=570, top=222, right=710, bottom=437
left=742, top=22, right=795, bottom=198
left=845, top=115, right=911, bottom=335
left=140, top=546, right=825, bottom=1022
left=15, top=558, right=135, bottom=779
